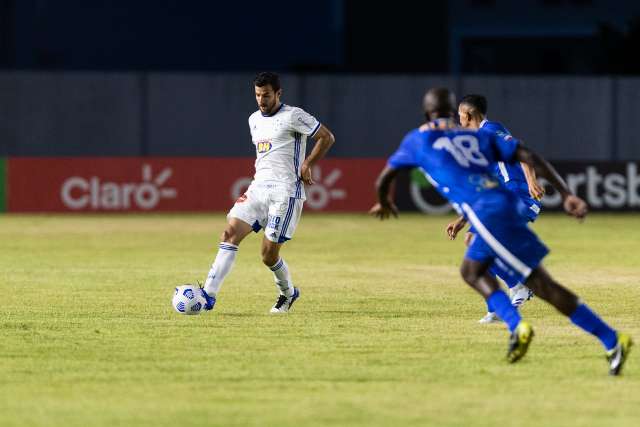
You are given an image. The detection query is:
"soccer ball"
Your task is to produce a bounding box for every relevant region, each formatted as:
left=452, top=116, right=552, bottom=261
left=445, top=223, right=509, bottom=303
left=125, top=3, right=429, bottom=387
left=172, top=284, right=205, bottom=315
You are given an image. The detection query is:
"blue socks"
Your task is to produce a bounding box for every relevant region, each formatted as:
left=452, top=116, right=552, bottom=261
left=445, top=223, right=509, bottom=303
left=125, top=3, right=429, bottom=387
left=487, top=290, right=521, bottom=332
left=570, top=303, right=618, bottom=351
left=486, top=266, right=520, bottom=313
left=486, top=294, right=618, bottom=351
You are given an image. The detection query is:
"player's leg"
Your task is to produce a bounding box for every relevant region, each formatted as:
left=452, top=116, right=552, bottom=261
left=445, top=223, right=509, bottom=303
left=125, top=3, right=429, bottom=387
left=488, top=264, right=532, bottom=307
left=263, top=196, right=303, bottom=313
left=261, top=238, right=293, bottom=296
left=460, top=257, right=534, bottom=363
left=466, top=230, right=501, bottom=323
left=200, top=218, right=254, bottom=309
left=201, top=189, right=266, bottom=309
left=503, top=197, right=541, bottom=307
left=461, top=204, right=541, bottom=362
left=461, top=259, right=522, bottom=333
left=524, top=265, right=632, bottom=375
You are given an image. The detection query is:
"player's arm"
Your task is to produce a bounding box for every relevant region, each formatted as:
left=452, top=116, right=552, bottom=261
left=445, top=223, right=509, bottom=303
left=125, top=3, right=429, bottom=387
left=300, top=125, right=335, bottom=185
left=371, top=130, right=422, bottom=219
left=371, top=165, right=400, bottom=220
left=520, top=162, right=545, bottom=201
left=514, top=144, right=587, bottom=219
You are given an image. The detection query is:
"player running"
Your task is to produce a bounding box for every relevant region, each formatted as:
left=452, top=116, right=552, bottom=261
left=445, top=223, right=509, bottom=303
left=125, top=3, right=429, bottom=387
left=199, top=72, right=335, bottom=313
left=373, top=88, right=632, bottom=375
left=446, top=94, right=545, bottom=323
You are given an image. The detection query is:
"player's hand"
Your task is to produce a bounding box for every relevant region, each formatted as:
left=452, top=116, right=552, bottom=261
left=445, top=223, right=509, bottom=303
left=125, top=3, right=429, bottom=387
left=446, top=219, right=466, bottom=240
left=300, top=162, right=315, bottom=185
left=463, top=232, right=474, bottom=247
left=369, top=202, right=398, bottom=220
left=563, top=195, right=588, bottom=221
left=528, top=180, right=545, bottom=201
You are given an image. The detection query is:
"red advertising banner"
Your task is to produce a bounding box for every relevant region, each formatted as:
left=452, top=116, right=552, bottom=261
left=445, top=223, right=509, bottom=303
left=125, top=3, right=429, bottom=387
left=7, top=157, right=386, bottom=212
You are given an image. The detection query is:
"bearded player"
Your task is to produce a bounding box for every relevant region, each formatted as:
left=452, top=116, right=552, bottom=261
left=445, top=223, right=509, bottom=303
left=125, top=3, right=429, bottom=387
left=199, top=72, right=335, bottom=313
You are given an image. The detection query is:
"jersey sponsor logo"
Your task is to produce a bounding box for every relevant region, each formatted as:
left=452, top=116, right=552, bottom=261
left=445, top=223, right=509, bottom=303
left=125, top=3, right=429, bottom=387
left=256, top=140, right=272, bottom=153
left=468, top=174, right=500, bottom=190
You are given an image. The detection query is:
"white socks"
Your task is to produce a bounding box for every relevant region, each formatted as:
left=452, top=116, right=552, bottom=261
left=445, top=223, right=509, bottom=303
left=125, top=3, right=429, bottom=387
left=203, top=242, right=238, bottom=296
left=203, top=245, right=294, bottom=299
left=269, top=258, right=294, bottom=297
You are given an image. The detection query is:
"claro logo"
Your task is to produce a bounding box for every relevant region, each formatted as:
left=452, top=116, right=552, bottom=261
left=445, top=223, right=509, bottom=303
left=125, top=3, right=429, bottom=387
left=230, top=166, right=346, bottom=210
left=60, top=164, right=177, bottom=210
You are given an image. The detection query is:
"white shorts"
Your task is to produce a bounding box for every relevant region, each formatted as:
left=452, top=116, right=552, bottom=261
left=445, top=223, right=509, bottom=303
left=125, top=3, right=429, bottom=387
left=228, top=183, right=304, bottom=243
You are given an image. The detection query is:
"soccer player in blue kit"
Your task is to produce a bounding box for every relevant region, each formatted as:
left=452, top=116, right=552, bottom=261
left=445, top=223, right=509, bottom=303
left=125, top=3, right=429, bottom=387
left=373, top=88, right=632, bottom=374
left=447, top=94, right=545, bottom=323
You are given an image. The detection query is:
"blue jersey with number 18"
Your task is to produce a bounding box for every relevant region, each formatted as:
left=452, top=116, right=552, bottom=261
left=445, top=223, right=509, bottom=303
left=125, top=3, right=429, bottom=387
left=387, top=119, right=526, bottom=217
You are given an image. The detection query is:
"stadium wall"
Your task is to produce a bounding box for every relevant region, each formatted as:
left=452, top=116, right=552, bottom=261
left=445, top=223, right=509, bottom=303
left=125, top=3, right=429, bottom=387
left=1, top=73, right=640, bottom=160
left=2, top=73, right=639, bottom=212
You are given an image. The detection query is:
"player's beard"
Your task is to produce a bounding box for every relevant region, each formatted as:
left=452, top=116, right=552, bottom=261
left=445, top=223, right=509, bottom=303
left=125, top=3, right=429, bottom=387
left=261, top=100, right=278, bottom=115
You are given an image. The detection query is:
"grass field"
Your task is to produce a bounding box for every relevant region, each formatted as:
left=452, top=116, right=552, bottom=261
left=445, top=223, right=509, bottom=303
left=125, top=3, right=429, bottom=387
left=1, top=212, right=639, bottom=427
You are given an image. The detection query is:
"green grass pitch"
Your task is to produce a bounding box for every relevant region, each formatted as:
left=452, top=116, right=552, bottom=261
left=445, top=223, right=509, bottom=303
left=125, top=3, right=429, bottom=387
left=1, top=213, right=639, bottom=427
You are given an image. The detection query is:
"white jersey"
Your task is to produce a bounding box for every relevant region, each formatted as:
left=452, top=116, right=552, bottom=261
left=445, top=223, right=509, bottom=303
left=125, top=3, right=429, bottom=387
left=248, top=104, right=321, bottom=200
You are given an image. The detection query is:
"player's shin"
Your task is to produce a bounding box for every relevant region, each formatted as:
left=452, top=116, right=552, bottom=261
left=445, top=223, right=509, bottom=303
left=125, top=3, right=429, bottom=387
left=203, top=242, right=239, bottom=296
left=269, top=257, right=294, bottom=297
left=487, top=290, right=522, bottom=332
left=570, top=303, right=618, bottom=351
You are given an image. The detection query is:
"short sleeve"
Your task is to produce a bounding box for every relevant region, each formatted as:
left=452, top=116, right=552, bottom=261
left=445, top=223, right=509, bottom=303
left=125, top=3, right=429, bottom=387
left=387, top=131, right=419, bottom=169
left=290, top=108, right=321, bottom=137
left=248, top=116, right=254, bottom=137
left=492, top=132, right=520, bottom=163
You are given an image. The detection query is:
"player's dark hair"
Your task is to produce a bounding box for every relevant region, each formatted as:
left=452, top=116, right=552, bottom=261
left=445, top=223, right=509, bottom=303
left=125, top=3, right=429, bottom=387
left=253, top=72, right=281, bottom=92
left=460, top=94, right=488, bottom=116
left=423, top=88, right=456, bottom=119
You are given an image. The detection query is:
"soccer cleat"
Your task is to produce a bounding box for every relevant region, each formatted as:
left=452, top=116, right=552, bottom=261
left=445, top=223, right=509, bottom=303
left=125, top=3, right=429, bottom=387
left=478, top=312, right=500, bottom=324
left=200, top=288, right=217, bottom=311
left=510, top=284, right=534, bottom=308
left=270, top=287, right=300, bottom=313
left=606, top=333, right=633, bottom=376
left=507, top=321, right=534, bottom=363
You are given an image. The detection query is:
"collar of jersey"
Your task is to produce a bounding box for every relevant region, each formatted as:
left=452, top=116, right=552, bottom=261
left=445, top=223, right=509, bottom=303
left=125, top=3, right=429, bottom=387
left=479, top=118, right=488, bottom=128
left=261, top=103, right=285, bottom=117
left=428, top=118, right=456, bottom=130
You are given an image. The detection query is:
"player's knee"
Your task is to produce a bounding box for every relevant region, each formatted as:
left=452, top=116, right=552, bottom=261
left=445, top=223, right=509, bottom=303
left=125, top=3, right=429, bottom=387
left=220, top=225, right=236, bottom=243
left=460, top=262, right=479, bottom=285
left=261, top=252, right=278, bottom=267
left=261, top=247, right=279, bottom=267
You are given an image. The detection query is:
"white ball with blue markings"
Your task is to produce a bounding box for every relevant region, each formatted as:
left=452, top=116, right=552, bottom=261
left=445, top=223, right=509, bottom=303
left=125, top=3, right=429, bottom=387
left=172, top=284, right=205, bottom=315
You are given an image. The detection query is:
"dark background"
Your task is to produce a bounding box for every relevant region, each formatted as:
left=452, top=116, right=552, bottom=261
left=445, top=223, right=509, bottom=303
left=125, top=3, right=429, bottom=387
left=1, top=0, right=640, bottom=74
left=1, top=0, right=640, bottom=159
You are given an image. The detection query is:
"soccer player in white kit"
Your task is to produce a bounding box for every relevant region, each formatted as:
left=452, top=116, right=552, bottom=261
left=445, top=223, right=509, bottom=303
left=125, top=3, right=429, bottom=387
left=199, top=72, right=336, bottom=313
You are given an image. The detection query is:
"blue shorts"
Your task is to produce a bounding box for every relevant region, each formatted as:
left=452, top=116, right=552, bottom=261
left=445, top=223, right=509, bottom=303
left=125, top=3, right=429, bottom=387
left=506, top=181, right=542, bottom=222
left=462, top=193, right=549, bottom=284
left=468, top=185, right=540, bottom=234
